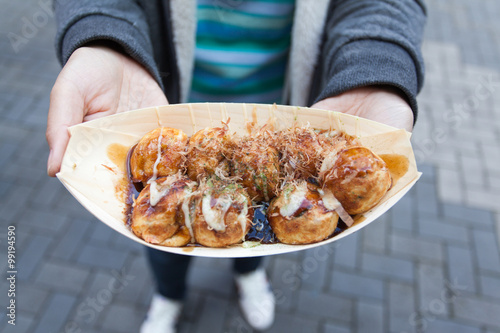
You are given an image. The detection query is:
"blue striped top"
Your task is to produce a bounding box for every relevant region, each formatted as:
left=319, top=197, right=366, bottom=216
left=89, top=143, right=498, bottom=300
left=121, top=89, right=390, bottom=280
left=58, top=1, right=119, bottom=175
left=188, top=0, right=296, bottom=103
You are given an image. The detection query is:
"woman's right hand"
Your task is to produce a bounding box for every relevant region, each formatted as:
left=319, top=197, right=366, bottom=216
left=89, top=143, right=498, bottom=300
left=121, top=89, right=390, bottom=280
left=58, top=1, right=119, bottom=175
left=46, top=45, right=168, bottom=176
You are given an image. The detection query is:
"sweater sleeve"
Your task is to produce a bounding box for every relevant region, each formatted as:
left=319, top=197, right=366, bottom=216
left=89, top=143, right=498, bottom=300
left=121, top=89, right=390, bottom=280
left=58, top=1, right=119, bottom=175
left=312, top=0, right=426, bottom=118
left=54, top=0, right=163, bottom=88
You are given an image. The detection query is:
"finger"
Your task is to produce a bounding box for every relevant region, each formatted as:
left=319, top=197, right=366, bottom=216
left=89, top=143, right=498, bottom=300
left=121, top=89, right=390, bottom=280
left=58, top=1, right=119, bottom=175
left=46, top=77, right=84, bottom=176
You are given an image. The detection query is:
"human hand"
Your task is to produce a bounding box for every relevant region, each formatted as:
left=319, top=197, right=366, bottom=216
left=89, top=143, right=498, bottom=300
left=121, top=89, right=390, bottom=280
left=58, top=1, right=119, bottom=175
left=46, top=45, right=168, bottom=176
left=311, top=86, right=414, bottom=132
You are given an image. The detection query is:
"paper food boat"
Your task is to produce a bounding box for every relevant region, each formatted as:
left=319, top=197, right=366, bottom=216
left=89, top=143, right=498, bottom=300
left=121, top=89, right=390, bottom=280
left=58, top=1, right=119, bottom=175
left=57, top=103, right=420, bottom=258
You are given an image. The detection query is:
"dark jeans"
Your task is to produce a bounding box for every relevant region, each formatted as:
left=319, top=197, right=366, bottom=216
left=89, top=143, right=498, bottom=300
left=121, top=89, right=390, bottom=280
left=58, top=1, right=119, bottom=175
left=147, top=247, right=262, bottom=300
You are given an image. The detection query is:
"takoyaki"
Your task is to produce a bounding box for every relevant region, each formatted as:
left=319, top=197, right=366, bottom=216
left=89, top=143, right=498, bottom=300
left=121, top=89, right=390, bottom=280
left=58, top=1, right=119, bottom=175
left=229, top=132, right=280, bottom=202
left=275, top=126, right=323, bottom=179
left=267, top=180, right=339, bottom=244
left=322, top=146, right=392, bottom=215
left=130, top=127, right=188, bottom=184
left=186, top=125, right=232, bottom=181
left=192, top=178, right=253, bottom=247
left=131, top=175, right=197, bottom=246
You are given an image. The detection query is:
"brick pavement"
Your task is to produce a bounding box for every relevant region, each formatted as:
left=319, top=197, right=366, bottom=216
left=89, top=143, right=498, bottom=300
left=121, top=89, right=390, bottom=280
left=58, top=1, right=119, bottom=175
left=1, top=1, right=500, bottom=333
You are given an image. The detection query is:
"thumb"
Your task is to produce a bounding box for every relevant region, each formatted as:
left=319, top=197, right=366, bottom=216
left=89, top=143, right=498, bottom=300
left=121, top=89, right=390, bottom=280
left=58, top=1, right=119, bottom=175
left=46, top=80, right=84, bottom=177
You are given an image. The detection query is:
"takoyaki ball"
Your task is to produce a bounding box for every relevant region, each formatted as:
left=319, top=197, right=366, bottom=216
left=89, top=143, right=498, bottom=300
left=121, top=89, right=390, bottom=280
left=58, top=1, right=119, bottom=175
left=318, top=131, right=359, bottom=179
left=192, top=179, right=253, bottom=248
left=323, top=146, right=392, bottom=215
left=186, top=126, right=232, bottom=181
left=131, top=175, right=197, bottom=246
left=130, top=127, right=188, bottom=184
left=230, top=133, right=280, bottom=202
left=268, top=180, right=339, bottom=245
left=276, top=126, right=323, bottom=179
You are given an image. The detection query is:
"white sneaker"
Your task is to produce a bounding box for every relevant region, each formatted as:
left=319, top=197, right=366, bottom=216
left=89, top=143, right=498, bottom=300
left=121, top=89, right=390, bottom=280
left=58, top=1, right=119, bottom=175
left=235, top=268, right=275, bottom=331
left=140, top=293, right=182, bottom=333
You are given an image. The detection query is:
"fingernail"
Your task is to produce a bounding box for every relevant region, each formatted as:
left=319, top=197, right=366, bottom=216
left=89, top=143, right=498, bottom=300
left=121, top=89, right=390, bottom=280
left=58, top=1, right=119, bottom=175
left=47, top=150, right=54, bottom=176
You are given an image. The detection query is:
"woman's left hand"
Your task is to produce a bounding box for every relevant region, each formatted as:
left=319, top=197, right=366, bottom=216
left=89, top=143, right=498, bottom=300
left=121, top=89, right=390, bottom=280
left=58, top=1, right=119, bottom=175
left=311, top=86, right=414, bottom=132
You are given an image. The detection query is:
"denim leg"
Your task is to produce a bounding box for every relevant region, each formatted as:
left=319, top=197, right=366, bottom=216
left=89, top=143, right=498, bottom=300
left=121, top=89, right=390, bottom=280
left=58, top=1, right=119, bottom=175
left=233, top=256, right=262, bottom=274
left=146, top=247, right=192, bottom=300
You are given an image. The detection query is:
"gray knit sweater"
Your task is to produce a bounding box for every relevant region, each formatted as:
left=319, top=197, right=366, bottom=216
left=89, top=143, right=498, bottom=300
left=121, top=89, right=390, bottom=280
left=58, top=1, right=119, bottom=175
left=54, top=0, right=426, bottom=118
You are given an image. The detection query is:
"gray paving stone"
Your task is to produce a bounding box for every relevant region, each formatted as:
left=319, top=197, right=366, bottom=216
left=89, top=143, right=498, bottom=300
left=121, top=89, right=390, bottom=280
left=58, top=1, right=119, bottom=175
left=329, top=269, right=384, bottom=300
left=101, top=303, right=143, bottom=333
left=297, top=289, right=353, bottom=323
left=111, top=230, right=145, bottom=253
left=356, top=300, right=385, bottom=333
left=113, top=255, right=151, bottom=306
left=465, top=188, right=500, bottom=215
left=178, top=321, right=196, bottom=333
left=442, top=202, right=495, bottom=226
left=417, top=262, right=450, bottom=318
left=193, top=295, right=228, bottom=333
left=419, top=164, right=437, bottom=183
left=472, top=229, right=500, bottom=273
left=418, top=215, right=470, bottom=244
left=454, top=296, right=500, bottom=329
left=1, top=313, right=34, bottom=333
left=32, top=293, right=77, bottom=333
left=16, top=282, right=50, bottom=315
left=390, top=193, right=414, bottom=232
left=20, top=207, right=68, bottom=233
left=270, top=257, right=298, bottom=311
left=86, top=270, right=117, bottom=297
left=223, top=306, right=253, bottom=333
left=323, top=322, right=351, bottom=333
left=391, top=231, right=443, bottom=262
left=446, top=244, right=478, bottom=293
left=437, top=165, right=463, bottom=204
left=17, top=233, right=52, bottom=281
left=182, top=291, right=204, bottom=322
left=415, top=180, right=440, bottom=217
left=89, top=218, right=116, bottom=244
left=361, top=252, right=414, bottom=282
left=0, top=184, right=33, bottom=221
left=0, top=142, right=17, bottom=169
left=333, top=232, right=359, bottom=270
left=299, top=247, right=330, bottom=291
left=388, top=281, right=416, bottom=333
left=55, top=191, right=95, bottom=219
left=0, top=178, right=12, bottom=200
left=480, top=274, right=500, bottom=299
left=3, top=158, right=47, bottom=184
left=35, top=260, right=91, bottom=293
left=267, top=312, right=318, bottom=333
left=77, top=243, right=129, bottom=270
left=425, top=318, right=481, bottom=333
left=361, top=215, right=388, bottom=253
left=50, top=217, right=92, bottom=260
left=30, top=176, right=65, bottom=207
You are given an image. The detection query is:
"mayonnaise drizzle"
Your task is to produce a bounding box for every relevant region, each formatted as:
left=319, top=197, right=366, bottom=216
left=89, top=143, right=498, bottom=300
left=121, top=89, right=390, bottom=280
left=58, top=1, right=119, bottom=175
left=182, top=189, right=195, bottom=243
left=148, top=127, right=164, bottom=206
left=202, top=195, right=231, bottom=232
left=280, top=184, right=307, bottom=217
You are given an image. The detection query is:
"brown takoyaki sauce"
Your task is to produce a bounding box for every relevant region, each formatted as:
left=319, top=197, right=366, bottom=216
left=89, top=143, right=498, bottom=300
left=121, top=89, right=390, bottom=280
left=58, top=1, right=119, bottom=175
left=125, top=144, right=143, bottom=226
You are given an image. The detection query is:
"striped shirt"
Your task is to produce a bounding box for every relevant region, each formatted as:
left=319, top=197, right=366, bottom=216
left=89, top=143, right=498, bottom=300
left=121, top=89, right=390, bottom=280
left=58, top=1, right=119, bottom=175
left=188, top=0, right=296, bottom=103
